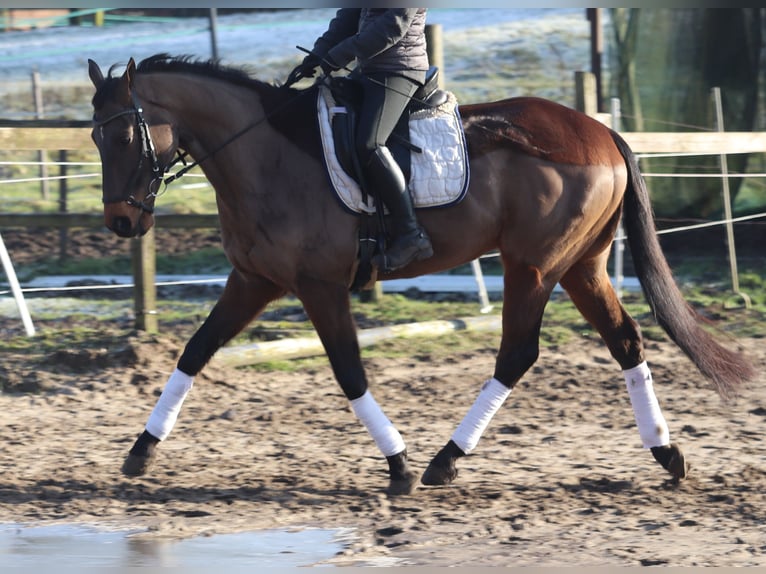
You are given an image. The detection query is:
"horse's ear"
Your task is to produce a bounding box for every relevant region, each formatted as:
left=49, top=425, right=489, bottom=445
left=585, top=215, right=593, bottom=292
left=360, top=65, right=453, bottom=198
left=124, top=57, right=137, bottom=87
left=88, top=59, right=104, bottom=88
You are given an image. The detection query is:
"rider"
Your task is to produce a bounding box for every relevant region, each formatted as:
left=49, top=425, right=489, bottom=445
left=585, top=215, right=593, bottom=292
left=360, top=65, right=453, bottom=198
left=292, top=8, right=433, bottom=273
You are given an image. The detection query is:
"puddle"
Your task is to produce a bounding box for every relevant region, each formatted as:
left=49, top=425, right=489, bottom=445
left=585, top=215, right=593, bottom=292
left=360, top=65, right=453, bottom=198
left=0, top=523, right=348, bottom=567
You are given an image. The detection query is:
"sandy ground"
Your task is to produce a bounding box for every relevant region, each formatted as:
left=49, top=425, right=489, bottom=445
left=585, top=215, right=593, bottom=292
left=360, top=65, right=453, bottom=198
left=0, top=324, right=764, bottom=567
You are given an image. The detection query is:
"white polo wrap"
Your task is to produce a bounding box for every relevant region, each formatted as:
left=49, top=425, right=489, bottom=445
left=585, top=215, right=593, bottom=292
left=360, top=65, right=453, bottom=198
left=145, top=368, right=194, bottom=441
left=623, top=361, right=670, bottom=448
left=350, top=390, right=406, bottom=457
left=451, top=377, right=512, bottom=454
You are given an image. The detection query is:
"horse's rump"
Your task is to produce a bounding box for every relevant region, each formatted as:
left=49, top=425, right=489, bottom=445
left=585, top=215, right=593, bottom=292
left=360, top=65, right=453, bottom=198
left=461, top=97, right=624, bottom=167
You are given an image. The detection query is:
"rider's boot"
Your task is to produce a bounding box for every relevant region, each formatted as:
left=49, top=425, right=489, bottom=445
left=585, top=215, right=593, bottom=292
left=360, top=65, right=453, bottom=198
left=366, top=146, right=433, bottom=273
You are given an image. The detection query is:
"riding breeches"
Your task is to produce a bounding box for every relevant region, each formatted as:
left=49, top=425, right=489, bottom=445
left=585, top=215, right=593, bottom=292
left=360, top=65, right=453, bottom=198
left=354, top=72, right=420, bottom=164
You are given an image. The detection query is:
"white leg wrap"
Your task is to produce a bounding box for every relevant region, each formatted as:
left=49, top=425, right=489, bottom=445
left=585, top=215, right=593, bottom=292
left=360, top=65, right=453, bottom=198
left=350, top=391, right=406, bottom=457
left=451, top=377, right=512, bottom=454
left=145, top=368, right=194, bottom=441
left=623, top=361, right=670, bottom=448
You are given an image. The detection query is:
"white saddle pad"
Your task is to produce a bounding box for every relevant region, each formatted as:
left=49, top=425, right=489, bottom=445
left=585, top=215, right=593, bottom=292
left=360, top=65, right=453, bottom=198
left=317, top=85, right=470, bottom=215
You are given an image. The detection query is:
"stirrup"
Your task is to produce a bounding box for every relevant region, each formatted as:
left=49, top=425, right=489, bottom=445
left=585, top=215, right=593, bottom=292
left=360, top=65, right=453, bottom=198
left=376, top=229, right=433, bottom=274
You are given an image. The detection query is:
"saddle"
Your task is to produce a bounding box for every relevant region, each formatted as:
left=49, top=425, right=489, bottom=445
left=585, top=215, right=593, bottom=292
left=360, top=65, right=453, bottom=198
left=319, top=67, right=469, bottom=216
left=317, top=67, right=469, bottom=290
left=327, top=66, right=449, bottom=201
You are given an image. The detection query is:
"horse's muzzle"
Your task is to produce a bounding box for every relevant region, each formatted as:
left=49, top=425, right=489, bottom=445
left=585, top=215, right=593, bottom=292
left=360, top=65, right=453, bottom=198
left=110, top=215, right=138, bottom=237
left=104, top=202, right=154, bottom=238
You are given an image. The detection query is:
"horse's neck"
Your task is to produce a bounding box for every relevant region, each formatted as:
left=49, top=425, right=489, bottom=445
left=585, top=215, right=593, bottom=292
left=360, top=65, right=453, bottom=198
left=142, top=74, right=271, bottom=196
left=142, top=74, right=299, bottom=241
left=143, top=74, right=260, bottom=142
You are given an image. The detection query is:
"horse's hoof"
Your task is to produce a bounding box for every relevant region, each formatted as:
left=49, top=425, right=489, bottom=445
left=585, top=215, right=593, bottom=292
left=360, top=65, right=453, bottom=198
left=385, top=450, right=418, bottom=496
left=421, top=459, right=458, bottom=486
left=386, top=470, right=419, bottom=496
left=651, top=443, right=689, bottom=482
left=421, top=441, right=464, bottom=486
left=121, top=453, right=155, bottom=477
left=122, top=430, right=160, bottom=477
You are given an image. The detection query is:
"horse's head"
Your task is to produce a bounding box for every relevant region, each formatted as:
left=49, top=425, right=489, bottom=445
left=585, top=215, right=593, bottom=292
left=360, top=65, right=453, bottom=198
left=89, top=58, right=178, bottom=237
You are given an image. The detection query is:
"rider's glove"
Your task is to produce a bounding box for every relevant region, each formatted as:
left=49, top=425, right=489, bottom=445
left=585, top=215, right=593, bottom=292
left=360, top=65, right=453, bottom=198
left=293, top=53, right=321, bottom=79
left=320, top=55, right=342, bottom=76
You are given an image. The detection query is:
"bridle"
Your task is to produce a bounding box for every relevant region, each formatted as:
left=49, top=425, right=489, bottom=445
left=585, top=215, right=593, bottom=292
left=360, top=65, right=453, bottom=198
left=94, top=90, right=168, bottom=215
left=94, top=84, right=312, bottom=216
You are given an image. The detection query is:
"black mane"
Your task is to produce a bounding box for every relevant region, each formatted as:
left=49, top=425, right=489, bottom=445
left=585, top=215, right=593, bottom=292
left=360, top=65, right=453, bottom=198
left=93, top=53, right=304, bottom=109
left=92, top=53, right=320, bottom=161
left=136, top=53, right=270, bottom=92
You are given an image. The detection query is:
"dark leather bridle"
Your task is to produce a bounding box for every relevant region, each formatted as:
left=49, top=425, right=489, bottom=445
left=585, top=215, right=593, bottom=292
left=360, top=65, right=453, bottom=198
left=94, top=81, right=312, bottom=215
left=94, top=90, right=168, bottom=215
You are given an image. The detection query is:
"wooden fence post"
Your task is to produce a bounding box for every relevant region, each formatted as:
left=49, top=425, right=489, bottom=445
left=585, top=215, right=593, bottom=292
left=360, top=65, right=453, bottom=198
left=575, top=71, right=598, bottom=117
left=712, top=87, right=750, bottom=309
left=426, top=23, right=444, bottom=88
left=131, top=228, right=158, bottom=333
left=32, top=70, right=49, bottom=200
left=58, top=150, right=68, bottom=261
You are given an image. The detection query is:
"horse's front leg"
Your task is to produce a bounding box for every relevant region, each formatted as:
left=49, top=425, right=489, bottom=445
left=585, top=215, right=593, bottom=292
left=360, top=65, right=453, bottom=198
left=122, top=270, right=285, bottom=476
left=298, top=278, right=418, bottom=496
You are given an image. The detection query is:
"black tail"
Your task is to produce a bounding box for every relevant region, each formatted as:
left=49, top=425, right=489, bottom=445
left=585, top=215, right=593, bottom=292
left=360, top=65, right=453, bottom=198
left=610, top=129, right=754, bottom=400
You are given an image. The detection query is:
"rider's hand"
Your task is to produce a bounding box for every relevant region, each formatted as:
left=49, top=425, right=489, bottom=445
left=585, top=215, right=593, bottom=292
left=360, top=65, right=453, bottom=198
left=320, top=56, right=341, bottom=76
left=293, top=53, right=321, bottom=79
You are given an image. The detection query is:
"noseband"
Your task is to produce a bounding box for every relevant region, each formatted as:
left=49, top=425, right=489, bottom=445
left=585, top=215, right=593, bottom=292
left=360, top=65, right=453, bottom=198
left=95, top=90, right=167, bottom=215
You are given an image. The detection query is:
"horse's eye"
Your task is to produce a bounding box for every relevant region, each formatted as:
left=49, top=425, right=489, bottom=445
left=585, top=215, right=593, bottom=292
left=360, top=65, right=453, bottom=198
left=118, top=131, right=133, bottom=145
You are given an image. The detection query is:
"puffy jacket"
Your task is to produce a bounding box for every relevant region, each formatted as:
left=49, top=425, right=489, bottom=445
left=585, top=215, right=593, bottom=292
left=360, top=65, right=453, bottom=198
left=311, top=8, right=428, bottom=84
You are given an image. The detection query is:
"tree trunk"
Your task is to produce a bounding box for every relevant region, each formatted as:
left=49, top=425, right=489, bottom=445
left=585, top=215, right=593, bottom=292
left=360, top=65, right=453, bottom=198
left=609, top=8, right=643, bottom=132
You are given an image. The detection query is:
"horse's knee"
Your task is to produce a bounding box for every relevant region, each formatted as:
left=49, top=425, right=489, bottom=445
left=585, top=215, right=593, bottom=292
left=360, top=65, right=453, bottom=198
left=177, top=334, right=219, bottom=375
left=339, top=378, right=367, bottom=401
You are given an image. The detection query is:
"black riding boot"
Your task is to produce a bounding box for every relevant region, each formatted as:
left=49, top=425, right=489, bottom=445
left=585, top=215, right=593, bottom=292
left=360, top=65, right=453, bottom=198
left=365, top=147, right=433, bottom=273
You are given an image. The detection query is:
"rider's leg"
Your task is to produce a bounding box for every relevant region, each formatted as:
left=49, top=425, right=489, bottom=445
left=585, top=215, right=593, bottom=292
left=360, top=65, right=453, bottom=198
left=356, top=73, right=433, bottom=273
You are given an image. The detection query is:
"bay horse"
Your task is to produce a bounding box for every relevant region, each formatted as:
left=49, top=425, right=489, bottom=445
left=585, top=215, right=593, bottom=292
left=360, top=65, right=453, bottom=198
left=88, top=54, right=753, bottom=495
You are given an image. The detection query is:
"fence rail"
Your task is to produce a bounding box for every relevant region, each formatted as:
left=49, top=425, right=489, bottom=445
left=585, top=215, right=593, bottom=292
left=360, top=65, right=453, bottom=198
left=4, top=120, right=766, bottom=154
left=0, top=213, right=219, bottom=229
left=0, top=120, right=92, bottom=150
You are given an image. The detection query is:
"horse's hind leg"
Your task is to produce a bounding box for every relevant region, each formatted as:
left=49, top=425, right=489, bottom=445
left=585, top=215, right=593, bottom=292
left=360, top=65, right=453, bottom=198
left=122, top=270, right=285, bottom=476
left=297, top=278, right=417, bottom=496
left=423, top=263, right=551, bottom=486
left=559, top=256, right=688, bottom=481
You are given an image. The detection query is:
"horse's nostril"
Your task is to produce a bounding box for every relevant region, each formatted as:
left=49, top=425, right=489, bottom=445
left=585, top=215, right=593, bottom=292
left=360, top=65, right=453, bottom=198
left=111, top=216, right=133, bottom=237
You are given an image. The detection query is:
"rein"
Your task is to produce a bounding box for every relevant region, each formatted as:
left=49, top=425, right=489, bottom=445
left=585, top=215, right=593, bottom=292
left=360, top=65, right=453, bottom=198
left=96, top=83, right=313, bottom=214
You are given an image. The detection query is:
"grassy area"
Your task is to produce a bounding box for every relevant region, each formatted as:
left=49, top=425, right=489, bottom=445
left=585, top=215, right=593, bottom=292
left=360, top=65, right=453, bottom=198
left=1, top=149, right=219, bottom=216
left=3, top=279, right=763, bottom=379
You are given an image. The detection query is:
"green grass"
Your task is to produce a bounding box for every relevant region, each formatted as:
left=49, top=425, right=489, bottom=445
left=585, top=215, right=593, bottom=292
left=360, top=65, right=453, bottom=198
left=0, top=149, right=219, bottom=215
left=5, top=281, right=762, bottom=381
